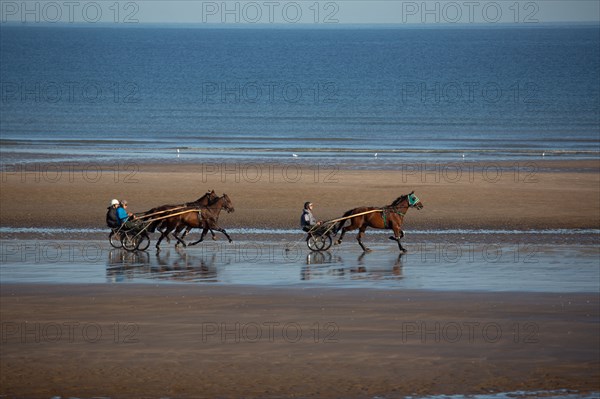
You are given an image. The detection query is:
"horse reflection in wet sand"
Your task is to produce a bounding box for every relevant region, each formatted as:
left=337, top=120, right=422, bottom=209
left=332, top=192, right=423, bottom=253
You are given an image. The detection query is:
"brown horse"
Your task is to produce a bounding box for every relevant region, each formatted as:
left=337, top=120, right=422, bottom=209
left=145, top=190, right=218, bottom=233
left=148, top=190, right=219, bottom=249
left=187, top=193, right=235, bottom=246
left=333, top=191, right=423, bottom=253
left=155, top=193, right=235, bottom=248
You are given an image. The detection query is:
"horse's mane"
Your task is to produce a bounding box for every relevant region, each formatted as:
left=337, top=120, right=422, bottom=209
left=390, top=195, right=408, bottom=207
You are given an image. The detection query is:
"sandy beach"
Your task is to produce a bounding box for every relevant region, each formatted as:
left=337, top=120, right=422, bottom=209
left=2, top=20, right=599, bottom=399
left=1, top=160, right=599, bottom=231
left=1, top=284, right=598, bottom=398
left=1, top=159, right=599, bottom=398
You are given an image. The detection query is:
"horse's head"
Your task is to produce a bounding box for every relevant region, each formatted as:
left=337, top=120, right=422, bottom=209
left=207, top=190, right=218, bottom=202
left=221, top=193, right=235, bottom=213
left=390, top=191, right=423, bottom=210
left=407, top=191, right=423, bottom=210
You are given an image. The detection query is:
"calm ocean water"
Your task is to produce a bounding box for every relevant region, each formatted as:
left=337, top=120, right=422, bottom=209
left=1, top=25, right=599, bottom=165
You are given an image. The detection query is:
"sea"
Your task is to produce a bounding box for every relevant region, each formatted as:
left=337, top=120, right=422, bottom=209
left=1, top=24, right=599, bottom=166
left=1, top=25, right=599, bottom=399
left=1, top=24, right=599, bottom=290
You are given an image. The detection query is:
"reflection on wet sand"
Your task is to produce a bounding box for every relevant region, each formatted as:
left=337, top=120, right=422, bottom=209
left=106, top=248, right=217, bottom=283
left=2, top=239, right=596, bottom=291
left=106, top=247, right=406, bottom=284
left=301, top=252, right=404, bottom=282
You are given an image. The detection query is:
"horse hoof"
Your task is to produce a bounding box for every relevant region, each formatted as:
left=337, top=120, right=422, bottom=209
left=388, top=236, right=398, bottom=241
left=401, top=248, right=408, bottom=253
left=228, top=239, right=233, bottom=243
left=364, top=248, right=372, bottom=253
left=335, top=240, right=342, bottom=245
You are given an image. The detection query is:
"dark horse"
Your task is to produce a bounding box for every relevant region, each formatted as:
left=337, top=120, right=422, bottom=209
left=187, top=193, right=235, bottom=246
left=156, top=194, right=235, bottom=248
left=146, top=190, right=219, bottom=250
left=332, top=191, right=423, bottom=253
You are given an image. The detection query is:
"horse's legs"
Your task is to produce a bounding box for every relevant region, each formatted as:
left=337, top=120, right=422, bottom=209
left=389, top=224, right=407, bottom=253
left=188, top=227, right=209, bottom=246
left=200, top=228, right=217, bottom=240
left=357, top=226, right=371, bottom=252
left=180, top=226, right=190, bottom=241
left=189, top=225, right=232, bottom=246
left=212, top=226, right=233, bottom=243
left=157, top=224, right=171, bottom=244
left=335, top=228, right=345, bottom=245
left=394, top=237, right=407, bottom=252
left=335, top=221, right=355, bottom=245
left=179, top=225, right=211, bottom=241
left=155, top=230, right=169, bottom=251
left=172, top=228, right=188, bottom=248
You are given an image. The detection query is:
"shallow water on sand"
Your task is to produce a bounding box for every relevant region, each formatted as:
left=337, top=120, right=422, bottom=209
left=1, top=239, right=598, bottom=293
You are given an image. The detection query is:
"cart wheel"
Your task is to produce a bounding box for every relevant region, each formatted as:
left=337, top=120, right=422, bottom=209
left=307, top=234, right=332, bottom=251
left=136, top=233, right=150, bottom=251
left=109, top=231, right=122, bottom=249
left=122, top=233, right=138, bottom=252
left=321, top=234, right=333, bottom=251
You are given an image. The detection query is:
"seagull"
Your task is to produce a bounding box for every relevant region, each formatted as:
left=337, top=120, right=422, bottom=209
left=177, top=148, right=180, bottom=157
left=374, top=152, right=378, bottom=157
left=462, top=153, right=465, bottom=159
left=542, top=152, right=545, bottom=157
left=292, top=153, right=298, bottom=158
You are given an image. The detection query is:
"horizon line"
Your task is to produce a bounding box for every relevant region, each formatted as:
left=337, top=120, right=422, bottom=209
left=2, top=20, right=599, bottom=28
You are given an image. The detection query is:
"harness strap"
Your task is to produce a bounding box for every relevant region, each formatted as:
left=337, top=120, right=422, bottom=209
left=382, top=208, right=405, bottom=229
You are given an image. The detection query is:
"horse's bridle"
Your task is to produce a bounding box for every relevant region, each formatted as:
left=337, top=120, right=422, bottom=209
left=381, top=194, right=422, bottom=226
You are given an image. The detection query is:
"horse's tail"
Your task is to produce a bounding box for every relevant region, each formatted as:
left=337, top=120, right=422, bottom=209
left=146, top=218, right=159, bottom=233
left=145, top=211, right=170, bottom=233
left=142, top=207, right=158, bottom=233
left=144, top=205, right=181, bottom=233
left=332, top=209, right=356, bottom=236
left=148, top=215, right=176, bottom=233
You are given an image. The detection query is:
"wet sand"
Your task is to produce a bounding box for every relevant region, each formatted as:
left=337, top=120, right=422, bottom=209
left=1, top=159, right=599, bottom=398
left=1, top=239, right=599, bottom=292
left=1, top=160, right=599, bottom=231
left=1, top=284, right=598, bottom=398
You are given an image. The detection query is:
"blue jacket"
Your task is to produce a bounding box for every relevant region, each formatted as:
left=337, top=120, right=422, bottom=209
left=116, top=206, right=129, bottom=225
